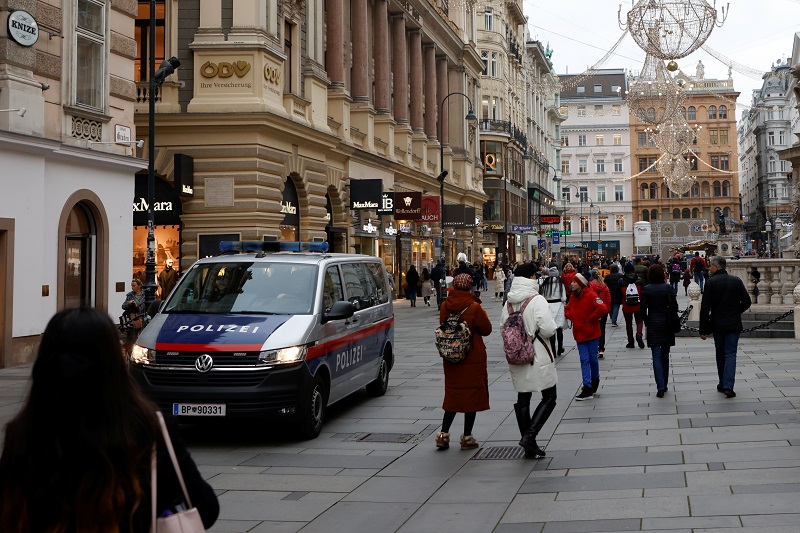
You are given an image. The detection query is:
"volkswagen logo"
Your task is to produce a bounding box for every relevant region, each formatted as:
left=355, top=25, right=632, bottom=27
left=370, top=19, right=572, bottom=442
left=195, top=354, right=214, bottom=373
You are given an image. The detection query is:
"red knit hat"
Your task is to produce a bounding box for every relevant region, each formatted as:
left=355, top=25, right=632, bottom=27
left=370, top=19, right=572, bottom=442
left=453, top=273, right=474, bottom=291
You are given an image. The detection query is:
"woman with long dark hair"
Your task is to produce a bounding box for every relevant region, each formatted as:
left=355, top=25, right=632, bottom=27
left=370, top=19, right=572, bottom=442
left=641, top=264, right=678, bottom=398
left=0, top=308, right=218, bottom=532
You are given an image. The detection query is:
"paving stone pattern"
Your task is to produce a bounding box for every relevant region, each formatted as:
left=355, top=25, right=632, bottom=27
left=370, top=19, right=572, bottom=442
left=0, top=291, right=799, bottom=531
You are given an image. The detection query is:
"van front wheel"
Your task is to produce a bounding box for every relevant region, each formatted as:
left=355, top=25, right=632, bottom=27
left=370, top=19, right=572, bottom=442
left=297, top=374, right=327, bottom=439
left=366, top=354, right=390, bottom=397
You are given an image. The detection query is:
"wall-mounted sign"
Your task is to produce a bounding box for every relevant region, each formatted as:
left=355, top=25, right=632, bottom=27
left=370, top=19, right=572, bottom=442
left=394, top=192, right=422, bottom=220
left=421, top=195, right=440, bottom=222
left=115, top=124, right=132, bottom=145
left=384, top=225, right=398, bottom=236
left=280, top=201, right=297, bottom=215
left=8, top=10, right=38, bottom=47
left=349, top=179, right=382, bottom=209
left=399, top=223, right=412, bottom=233
left=512, top=225, right=534, bottom=232
left=133, top=175, right=182, bottom=226
left=200, top=61, right=251, bottom=78
left=377, top=193, right=394, bottom=215
left=362, top=219, right=377, bottom=234
left=539, top=214, right=561, bottom=224
left=264, top=65, right=282, bottom=86
left=174, top=154, right=194, bottom=196
left=281, top=178, right=300, bottom=227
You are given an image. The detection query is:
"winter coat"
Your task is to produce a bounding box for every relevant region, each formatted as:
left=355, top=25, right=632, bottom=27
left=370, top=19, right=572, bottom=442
left=699, top=269, right=752, bottom=335
left=501, top=277, right=559, bottom=393
left=421, top=279, right=433, bottom=296
left=494, top=267, right=506, bottom=293
left=604, top=272, right=625, bottom=305
left=439, top=290, right=492, bottom=412
left=682, top=270, right=692, bottom=287
left=589, top=280, right=610, bottom=314
left=561, top=269, right=576, bottom=293
left=538, top=276, right=566, bottom=329
left=564, top=286, right=607, bottom=342
left=641, top=280, right=676, bottom=348
left=405, top=267, right=420, bottom=288
left=634, top=264, right=649, bottom=285
left=668, top=259, right=683, bottom=283
left=619, top=272, right=643, bottom=313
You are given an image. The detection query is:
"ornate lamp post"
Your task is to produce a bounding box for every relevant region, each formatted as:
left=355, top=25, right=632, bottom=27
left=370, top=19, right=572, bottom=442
left=437, top=91, right=476, bottom=270
left=143, top=0, right=180, bottom=309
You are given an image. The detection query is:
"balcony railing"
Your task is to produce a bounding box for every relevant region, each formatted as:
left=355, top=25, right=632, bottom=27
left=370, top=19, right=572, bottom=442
left=479, top=119, right=528, bottom=150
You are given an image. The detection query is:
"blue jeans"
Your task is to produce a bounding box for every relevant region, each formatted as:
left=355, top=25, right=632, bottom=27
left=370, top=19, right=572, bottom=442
left=651, top=345, right=670, bottom=391
left=713, top=331, right=739, bottom=390
left=577, top=338, right=600, bottom=387
left=670, top=281, right=679, bottom=295
left=610, top=304, right=621, bottom=325
left=694, top=271, right=705, bottom=292
left=408, top=286, right=417, bottom=304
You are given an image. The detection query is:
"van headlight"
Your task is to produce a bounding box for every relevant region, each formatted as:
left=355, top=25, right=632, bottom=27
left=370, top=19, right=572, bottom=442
left=259, top=345, right=307, bottom=364
left=130, top=344, right=155, bottom=365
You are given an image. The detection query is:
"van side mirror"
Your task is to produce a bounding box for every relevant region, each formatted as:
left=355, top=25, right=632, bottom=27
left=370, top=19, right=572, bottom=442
left=147, top=300, right=163, bottom=318
left=323, top=301, right=356, bottom=323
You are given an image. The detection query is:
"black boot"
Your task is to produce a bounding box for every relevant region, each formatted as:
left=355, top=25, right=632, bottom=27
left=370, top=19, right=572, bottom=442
left=591, top=378, right=600, bottom=394
left=513, top=402, right=530, bottom=438
left=520, top=387, right=557, bottom=459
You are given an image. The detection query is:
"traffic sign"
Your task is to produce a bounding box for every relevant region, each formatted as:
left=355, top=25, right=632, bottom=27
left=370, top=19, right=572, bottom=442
left=552, top=232, right=560, bottom=245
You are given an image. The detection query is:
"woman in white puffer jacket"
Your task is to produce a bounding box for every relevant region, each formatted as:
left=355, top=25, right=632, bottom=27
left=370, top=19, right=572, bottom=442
left=500, top=263, right=558, bottom=459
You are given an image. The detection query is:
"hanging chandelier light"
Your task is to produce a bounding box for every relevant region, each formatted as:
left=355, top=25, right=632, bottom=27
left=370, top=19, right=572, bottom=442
left=650, top=116, right=701, bottom=155
left=657, top=153, right=696, bottom=195
left=625, top=54, right=685, bottom=126
left=619, top=0, right=728, bottom=66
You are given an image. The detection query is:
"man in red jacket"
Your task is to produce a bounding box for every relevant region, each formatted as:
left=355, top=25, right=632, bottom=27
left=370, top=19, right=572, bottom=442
left=565, top=273, right=608, bottom=400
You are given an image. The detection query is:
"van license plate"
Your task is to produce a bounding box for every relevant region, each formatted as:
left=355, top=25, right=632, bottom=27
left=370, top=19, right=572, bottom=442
left=173, top=403, right=226, bottom=416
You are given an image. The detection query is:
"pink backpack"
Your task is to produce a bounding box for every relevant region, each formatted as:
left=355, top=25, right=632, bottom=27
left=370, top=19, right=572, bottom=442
left=502, top=296, right=538, bottom=365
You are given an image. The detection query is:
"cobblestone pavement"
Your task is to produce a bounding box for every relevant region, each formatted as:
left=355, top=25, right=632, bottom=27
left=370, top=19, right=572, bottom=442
left=1, top=290, right=799, bottom=532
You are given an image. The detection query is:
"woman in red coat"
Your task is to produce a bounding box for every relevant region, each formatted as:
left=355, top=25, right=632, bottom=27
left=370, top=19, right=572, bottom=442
left=436, top=273, right=493, bottom=451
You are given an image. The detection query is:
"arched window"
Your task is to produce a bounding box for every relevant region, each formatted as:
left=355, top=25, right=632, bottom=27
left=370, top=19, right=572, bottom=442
left=680, top=107, right=687, bottom=119
left=692, top=182, right=700, bottom=197
left=719, top=105, right=727, bottom=119
left=650, top=209, right=658, bottom=220
left=649, top=182, right=658, bottom=199
left=713, top=180, right=722, bottom=197
left=641, top=183, right=648, bottom=200
left=692, top=208, right=699, bottom=218
left=722, top=180, right=730, bottom=197
left=723, top=207, right=730, bottom=217
left=701, top=181, right=710, bottom=197
left=661, top=183, right=669, bottom=199
left=64, top=201, right=98, bottom=308
left=708, top=105, right=717, bottom=119
left=688, top=106, right=696, bottom=120
left=642, top=210, right=649, bottom=221
left=769, top=156, right=776, bottom=173
left=682, top=208, right=691, bottom=219
left=672, top=208, right=680, bottom=219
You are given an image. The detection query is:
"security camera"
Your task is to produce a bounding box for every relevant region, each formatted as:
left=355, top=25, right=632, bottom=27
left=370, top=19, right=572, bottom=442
left=135, top=139, right=144, bottom=149
left=41, top=83, right=50, bottom=91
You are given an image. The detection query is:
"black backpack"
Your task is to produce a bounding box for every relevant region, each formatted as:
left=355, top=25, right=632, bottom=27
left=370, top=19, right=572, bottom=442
left=694, top=257, right=705, bottom=272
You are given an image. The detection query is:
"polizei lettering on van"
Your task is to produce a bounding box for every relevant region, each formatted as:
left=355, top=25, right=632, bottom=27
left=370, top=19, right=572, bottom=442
left=336, top=345, right=363, bottom=371
left=176, top=324, right=260, bottom=333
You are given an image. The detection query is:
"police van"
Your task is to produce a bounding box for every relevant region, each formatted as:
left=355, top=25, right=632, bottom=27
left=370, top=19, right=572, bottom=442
left=129, top=241, right=394, bottom=438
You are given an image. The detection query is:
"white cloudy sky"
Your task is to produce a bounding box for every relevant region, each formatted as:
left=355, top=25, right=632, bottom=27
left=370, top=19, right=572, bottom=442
left=525, top=0, right=800, bottom=119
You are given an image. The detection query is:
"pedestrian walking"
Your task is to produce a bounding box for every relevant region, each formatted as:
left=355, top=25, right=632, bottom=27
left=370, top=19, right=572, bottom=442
left=435, top=273, right=493, bottom=451
left=604, top=263, right=624, bottom=327
left=564, top=273, right=607, bottom=400
left=421, top=267, right=433, bottom=307
left=0, top=308, right=219, bottom=532
left=431, top=260, right=446, bottom=308
left=561, top=262, right=577, bottom=301
left=668, top=255, right=682, bottom=295
left=494, top=264, right=506, bottom=300
left=641, top=264, right=679, bottom=398
left=620, top=262, right=645, bottom=349
left=691, top=252, right=706, bottom=293
left=589, top=270, right=611, bottom=358
left=538, top=266, right=566, bottom=355
left=682, top=269, right=692, bottom=295
left=501, top=263, right=558, bottom=458
left=699, top=256, right=752, bottom=398
left=406, top=265, right=420, bottom=307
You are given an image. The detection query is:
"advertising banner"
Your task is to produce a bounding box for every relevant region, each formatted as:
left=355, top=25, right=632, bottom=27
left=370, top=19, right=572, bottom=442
left=394, top=191, right=422, bottom=220
left=421, top=195, right=440, bottom=223
left=349, top=179, right=382, bottom=210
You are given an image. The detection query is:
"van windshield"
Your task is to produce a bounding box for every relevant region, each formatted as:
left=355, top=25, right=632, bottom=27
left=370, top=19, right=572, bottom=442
left=163, top=262, right=318, bottom=315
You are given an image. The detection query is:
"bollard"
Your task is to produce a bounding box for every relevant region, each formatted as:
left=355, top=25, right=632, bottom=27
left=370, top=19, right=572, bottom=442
left=687, top=281, right=702, bottom=322
left=794, top=282, right=800, bottom=340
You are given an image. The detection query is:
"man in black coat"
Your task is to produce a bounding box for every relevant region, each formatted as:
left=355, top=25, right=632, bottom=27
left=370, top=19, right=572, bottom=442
left=431, top=260, right=446, bottom=309
left=604, top=263, right=625, bottom=327
left=699, top=255, right=752, bottom=398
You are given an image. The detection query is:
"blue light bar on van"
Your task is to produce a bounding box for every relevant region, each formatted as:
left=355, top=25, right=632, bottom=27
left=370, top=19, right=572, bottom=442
left=219, top=241, right=330, bottom=253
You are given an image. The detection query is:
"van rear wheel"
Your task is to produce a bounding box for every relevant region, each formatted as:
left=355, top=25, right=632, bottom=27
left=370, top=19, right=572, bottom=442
left=366, top=353, right=390, bottom=397
left=297, top=374, right=327, bottom=439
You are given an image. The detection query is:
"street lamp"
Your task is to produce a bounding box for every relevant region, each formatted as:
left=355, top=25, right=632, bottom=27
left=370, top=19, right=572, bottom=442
left=144, top=0, right=180, bottom=309
left=764, top=219, right=772, bottom=257
left=437, top=91, right=476, bottom=267
left=775, top=219, right=783, bottom=258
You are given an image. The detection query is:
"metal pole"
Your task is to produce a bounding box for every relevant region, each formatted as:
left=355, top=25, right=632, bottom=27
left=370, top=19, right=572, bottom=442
left=144, top=0, right=157, bottom=309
